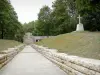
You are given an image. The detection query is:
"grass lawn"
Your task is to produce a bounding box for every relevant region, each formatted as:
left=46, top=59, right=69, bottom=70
left=36, top=31, right=100, bottom=60
left=0, top=39, right=21, bottom=52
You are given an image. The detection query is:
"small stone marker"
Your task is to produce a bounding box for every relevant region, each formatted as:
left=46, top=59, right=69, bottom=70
left=76, top=15, right=84, bottom=31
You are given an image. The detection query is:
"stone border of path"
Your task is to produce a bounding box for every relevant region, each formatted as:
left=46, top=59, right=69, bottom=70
left=0, top=44, right=25, bottom=69
left=31, top=44, right=100, bottom=75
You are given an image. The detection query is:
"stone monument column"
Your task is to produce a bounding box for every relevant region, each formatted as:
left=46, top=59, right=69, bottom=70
left=76, top=15, right=84, bottom=31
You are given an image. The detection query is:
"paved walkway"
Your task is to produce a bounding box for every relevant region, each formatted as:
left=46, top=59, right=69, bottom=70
left=0, top=46, right=67, bottom=75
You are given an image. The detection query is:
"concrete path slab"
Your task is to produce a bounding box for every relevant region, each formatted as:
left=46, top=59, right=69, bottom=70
left=0, top=46, right=67, bottom=75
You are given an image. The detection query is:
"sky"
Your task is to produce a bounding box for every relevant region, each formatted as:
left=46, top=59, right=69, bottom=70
left=10, top=0, right=55, bottom=24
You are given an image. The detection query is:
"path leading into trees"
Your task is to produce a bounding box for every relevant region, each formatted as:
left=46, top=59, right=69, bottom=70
left=0, top=46, right=66, bottom=75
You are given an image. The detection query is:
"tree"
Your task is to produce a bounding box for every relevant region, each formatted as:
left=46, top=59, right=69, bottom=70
left=36, top=5, right=52, bottom=36
left=23, top=21, right=34, bottom=33
left=31, top=0, right=77, bottom=36
left=0, top=0, right=10, bottom=39
left=51, top=0, right=76, bottom=35
left=0, top=0, right=24, bottom=42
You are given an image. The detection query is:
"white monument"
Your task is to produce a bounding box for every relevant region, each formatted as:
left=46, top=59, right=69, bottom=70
left=76, top=15, right=84, bottom=31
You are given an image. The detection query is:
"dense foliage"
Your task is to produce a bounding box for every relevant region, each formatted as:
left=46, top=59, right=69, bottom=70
left=23, top=0, right=77, bottom=36
left=76, top=0, right=100, bottom=31
left=23, top=0, right=100, bottom=36
left=0, top=0, right=24, bottom=42
left=1, top=0, right=100, bottom=40
left=23, top=21, right=34, bottom=33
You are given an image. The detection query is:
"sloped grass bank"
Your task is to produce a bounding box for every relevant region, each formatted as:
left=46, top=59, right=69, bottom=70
left=0, top=39, right=21, bottom=51
left=36, top=31, right=100, bottom=59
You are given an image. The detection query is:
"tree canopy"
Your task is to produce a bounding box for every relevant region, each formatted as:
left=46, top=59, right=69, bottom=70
left=0, top=0, right=24, bottom=42
left=76, top=0, right=100, bottom=31
left=23, top=0, right=100, bottom=36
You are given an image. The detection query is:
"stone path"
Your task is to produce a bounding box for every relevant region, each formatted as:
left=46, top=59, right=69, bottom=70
left=0, top=46, right=67, bottom=75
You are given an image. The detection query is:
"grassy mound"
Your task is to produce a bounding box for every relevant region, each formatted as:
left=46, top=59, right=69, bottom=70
left=36, top=31, right=100, bottom=60
left=0, top=39, right=21, bottom=51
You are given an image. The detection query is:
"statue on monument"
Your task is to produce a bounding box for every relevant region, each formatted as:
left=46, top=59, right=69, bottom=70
left=76, top=15, right=84, bottom=31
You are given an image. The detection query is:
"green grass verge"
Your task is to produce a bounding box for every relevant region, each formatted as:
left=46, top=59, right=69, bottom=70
left=0, top=39, right=21, bottom=51
left=36, top=31, right=100, bottom=60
